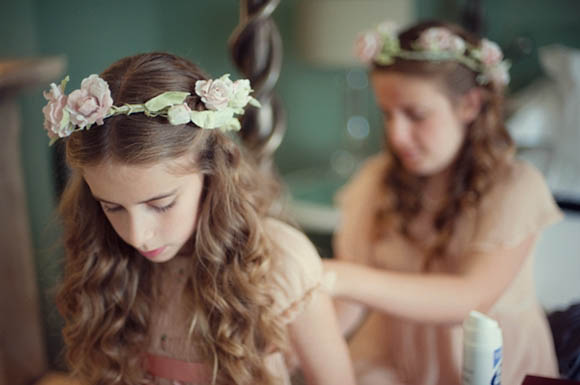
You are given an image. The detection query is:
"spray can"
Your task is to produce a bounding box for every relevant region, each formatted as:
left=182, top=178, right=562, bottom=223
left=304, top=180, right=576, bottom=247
left=462, top=310, right=503, bottom=385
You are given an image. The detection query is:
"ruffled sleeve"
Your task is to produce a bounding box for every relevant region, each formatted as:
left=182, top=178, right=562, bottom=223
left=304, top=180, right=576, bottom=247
left=470, top=159, right=563, bottom=252
left=265, top=218, right=335, bottom=324
left=333, top=154, right=388, bottom=263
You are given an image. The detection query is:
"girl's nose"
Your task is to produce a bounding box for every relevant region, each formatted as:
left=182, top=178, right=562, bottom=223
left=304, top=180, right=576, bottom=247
left=125, top=213, right=155, bottom=250
left=387, top=114, right=411, bottom=150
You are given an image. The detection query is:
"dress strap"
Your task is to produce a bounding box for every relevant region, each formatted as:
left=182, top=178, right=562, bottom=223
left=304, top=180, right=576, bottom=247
left=145, top=353, right=211, bottom=383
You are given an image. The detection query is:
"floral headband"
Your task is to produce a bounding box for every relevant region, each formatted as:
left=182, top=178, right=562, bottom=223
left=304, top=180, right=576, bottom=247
left=356, top=21, right=510, bottom=87
left=42, top=73, right=260, bottom=145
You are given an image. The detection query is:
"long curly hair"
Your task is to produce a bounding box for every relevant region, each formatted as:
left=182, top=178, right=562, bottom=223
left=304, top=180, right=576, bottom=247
left=56, top=52, right=287, bottom=385
left=372, top=21, right=514, bottom=270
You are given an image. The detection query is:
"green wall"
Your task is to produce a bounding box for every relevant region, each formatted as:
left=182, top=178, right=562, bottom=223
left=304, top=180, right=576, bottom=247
left=0, top=0, right=65, bottom=368
left=2, top=0, right=580, bottom=370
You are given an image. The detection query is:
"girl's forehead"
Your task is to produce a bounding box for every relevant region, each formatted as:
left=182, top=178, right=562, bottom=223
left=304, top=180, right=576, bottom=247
left=372, top=72, right=442, bottom=98
left=83, top=159, right=172, bottom=181
left=82, top=158, right=195, bottom=202
left=372, top=72, right=453, bottom=109
left=83, top=154, right=193, bottom=177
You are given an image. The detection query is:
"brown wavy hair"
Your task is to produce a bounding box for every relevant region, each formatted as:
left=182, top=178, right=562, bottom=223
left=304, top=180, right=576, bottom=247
left=372, top=21, right=514, bottom=270
left=56, top=52, right=287, bottom=385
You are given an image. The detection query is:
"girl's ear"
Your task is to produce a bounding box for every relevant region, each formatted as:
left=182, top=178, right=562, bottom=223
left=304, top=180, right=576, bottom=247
left=456, top=87, right=483, bottom=124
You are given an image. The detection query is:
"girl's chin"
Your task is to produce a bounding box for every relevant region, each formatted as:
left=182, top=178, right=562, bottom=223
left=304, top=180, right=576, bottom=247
left=400, top=157, right=425, bottom=174
left=400, top=156, right=452, bottom=176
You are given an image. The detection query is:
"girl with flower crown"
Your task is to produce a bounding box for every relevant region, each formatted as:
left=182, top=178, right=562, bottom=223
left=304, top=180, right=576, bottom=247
left=46, top=52, right=356, bottom=385
left=324, top=20, right=561, bottom=385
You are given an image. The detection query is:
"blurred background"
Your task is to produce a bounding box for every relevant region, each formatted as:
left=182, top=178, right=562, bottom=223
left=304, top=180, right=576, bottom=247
left=1, top=0, right=580, bottom=382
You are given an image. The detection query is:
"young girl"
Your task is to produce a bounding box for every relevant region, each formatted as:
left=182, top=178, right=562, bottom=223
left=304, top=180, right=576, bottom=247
left=324, top=21, right=562, bottom=385
left=46, top=52, right=355, bottom=385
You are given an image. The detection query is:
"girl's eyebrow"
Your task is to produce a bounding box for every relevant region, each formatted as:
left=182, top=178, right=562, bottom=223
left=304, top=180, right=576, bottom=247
left=93, top=189, right=178, bottom=205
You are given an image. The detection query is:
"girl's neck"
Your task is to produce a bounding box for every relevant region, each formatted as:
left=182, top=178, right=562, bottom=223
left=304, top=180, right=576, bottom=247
left=422, top=167, right=453, bottom=211
left=428, top=167, right=452, bottom=194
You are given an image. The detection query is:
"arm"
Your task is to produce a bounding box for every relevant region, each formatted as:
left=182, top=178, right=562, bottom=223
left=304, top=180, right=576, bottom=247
left=332, top=226, right=370, bottom=338
left=287, top=291, right=356, bottom=385
left=324, top=234, right=536, bottom=325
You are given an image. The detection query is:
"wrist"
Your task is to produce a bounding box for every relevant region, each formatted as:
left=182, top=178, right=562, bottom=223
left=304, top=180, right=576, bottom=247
left=326, top=260, right=353, bottom=298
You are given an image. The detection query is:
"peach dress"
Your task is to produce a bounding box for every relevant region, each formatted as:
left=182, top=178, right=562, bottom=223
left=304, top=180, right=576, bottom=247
left=334, top=153, right=562, bottom=385
left=145, top=218, right=330, bottom=385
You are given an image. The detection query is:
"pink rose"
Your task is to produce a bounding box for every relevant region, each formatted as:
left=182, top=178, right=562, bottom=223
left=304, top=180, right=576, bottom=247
left=42, top=82, right=69, bottom=139
left=417, top=28, right=466, bottom=54
left=195, top=75, right=234, bottom=111
left=66, top=74, right=113, bottom=128
left=486, top=61, right=510, bottom=86
left=167, top=103, right=192, bottom=125
left=356, top=31, right=382, bottom=63
left=229, top=79, right=252, bottom=111
left=448, top=35, right=466, bottom=54
left=480, top=39, right=503, bottom=66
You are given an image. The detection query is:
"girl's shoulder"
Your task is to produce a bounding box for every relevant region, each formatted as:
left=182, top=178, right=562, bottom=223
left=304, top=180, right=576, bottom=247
left=262, top=218, right=331, bottom=323
left=471, top=158, right=563, bottom=251
left=485, top=158, right=554, bottom=205
left=349, top=153, right=390, bottom=187
left=332, top=154, right=390, bottom=263
left=335, top=153, right=389, bottom=207
left=263, top=217, right=322, bottom=272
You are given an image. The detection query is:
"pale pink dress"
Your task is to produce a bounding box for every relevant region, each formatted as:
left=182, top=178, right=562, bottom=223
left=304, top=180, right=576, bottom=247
left=334, top=153, right=562, bottom=385
left=146, top=218, right=330, bottom=385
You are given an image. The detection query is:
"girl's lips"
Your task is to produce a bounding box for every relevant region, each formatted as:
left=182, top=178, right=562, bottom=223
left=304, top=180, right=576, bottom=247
left=139, top=246, right=166, bottom=259
left=398, top=151, right=419, bottom=162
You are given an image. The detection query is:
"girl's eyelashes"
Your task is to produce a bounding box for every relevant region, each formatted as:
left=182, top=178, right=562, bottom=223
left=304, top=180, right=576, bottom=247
left=152, top=200, right=176, bottom=213
left=405, top=107, right=427, bottom=121
left=381, top=107, right=427, bottom=122
left=102, top=204, right=123, bottom=213
left=100, top=199, right=177, bottom=213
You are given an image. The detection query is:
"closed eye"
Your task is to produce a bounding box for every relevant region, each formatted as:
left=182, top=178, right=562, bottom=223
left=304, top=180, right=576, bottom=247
left=102, top=203, right=124, bottom=213
left=405, top=107, right=428, bottom=122
left=101, top=200, right=176, bottom=214
left=151, top=200, right=176, bottom=213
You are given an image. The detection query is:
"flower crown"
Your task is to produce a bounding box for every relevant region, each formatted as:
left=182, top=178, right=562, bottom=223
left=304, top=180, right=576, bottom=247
left=356, top=21, right=510, bottom=87
left=42, top=73, right=260, bottom=145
